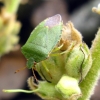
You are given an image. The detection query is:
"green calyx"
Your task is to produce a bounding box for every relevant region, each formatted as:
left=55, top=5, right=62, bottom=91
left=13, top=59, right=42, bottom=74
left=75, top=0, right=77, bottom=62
left=65, top=43, right=92, bottom=82
left=55, top=75, right=81, bottom=100
left=27, top=77, right=63, bottom=100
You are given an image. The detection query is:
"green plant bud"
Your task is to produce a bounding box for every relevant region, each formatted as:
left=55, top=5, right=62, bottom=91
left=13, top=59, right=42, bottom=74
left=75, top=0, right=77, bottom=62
left=36, top=53, right=65, bottom=84
left=27, top=77, right=63, bottom=100
left=4, top=0, right=21, bottom=14
left=65, top=43, right=92, bottom=82
left=55, top=75, right=81, bottom=100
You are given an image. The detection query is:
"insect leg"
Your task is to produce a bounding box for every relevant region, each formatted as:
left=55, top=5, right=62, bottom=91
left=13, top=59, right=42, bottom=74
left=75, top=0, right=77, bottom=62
left=32, top=67, right=39, bottom=83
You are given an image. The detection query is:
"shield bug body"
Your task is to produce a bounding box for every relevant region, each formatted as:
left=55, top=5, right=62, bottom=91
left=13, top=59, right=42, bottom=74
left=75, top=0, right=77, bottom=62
left=21, top=14, right=63, bottom=69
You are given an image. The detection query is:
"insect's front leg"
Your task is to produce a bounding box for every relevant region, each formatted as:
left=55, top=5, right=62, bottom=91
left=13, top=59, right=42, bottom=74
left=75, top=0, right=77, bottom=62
left=32, top=63, right=39, bottom=83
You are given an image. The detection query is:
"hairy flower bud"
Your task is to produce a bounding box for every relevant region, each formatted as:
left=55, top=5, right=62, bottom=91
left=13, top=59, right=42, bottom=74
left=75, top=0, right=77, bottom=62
left=65, top=43, right=92, bottom=82
left=55, top=75, right=81, bottom=99
left=28, top=21, right=92, bottom=100
left=27, top=77, right=63, bottom=100
left=36, top=53, right=65, bottom=84
left=36, top=21, right=92, bottom=84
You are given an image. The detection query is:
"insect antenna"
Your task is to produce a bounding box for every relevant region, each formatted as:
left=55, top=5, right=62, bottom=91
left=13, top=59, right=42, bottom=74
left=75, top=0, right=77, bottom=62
left=14, top=66, right=26, bottom=73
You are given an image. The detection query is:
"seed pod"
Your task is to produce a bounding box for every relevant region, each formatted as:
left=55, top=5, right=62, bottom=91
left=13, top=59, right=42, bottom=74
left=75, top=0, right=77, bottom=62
left=21, top=14, right=63, bottom=69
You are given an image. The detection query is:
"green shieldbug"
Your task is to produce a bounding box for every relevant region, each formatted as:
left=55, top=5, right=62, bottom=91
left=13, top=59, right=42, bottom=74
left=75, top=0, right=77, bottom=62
left=21, top=14, right=63, bottom=69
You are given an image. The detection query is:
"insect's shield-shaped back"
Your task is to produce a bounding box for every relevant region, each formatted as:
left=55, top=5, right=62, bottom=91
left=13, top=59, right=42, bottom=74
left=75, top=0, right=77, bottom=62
left=21, top=14, right=63, bottom=69
left=28, top=21, right=92, bottom=100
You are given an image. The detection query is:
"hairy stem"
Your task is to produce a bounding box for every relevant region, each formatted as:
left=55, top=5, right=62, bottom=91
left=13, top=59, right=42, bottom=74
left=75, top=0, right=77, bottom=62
left=4, top=0, right=20, bottom=14
left=78, top=29, right=100, bottom=100
left=3, top=89, right=39, bottom=93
